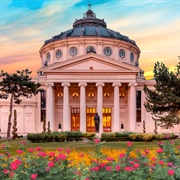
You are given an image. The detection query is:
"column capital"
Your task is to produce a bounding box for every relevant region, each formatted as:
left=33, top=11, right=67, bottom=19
left=128, top=82, right=137, bottom=87
left=45, top=82, right=54, bottom=87
left=96, top=82, right=105, bottom=87
left=112, top=82, right=121, bottom=87
left=61, top=82, right=70, bottom=87
left=78, top=82, right=87, bottom=87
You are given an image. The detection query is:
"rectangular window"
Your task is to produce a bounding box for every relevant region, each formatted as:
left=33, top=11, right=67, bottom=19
left=136, top=91, right=141, bottom=122
left=41, top=90, right=46, bottom=122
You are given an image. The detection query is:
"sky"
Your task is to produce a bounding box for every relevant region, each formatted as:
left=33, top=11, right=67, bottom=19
left=0, top=0, right=180, bottom=79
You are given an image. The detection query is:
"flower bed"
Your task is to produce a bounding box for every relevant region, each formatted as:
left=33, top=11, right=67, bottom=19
left=0, top=139, right=180, bottom=179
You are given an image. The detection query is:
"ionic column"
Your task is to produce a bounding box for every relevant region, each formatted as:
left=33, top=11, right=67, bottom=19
left=61, top=82, right=70, bottom=131
left=128, top=82, right=137, bottom=132
left=45, top=82, right=55, bottom=132
left=112, top=82, right=121, bottom=132
left=78, top=82, right=87, bottom=132
left=96, top=82, right=105, bottom=133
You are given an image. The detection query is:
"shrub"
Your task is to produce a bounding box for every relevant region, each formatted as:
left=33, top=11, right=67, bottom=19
left=83, top=132, right=95, bottom=140
left=101, top=132, right=115, bottom=138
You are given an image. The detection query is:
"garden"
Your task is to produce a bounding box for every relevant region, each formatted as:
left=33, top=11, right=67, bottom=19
left=0, top=132, right=180, bottom=180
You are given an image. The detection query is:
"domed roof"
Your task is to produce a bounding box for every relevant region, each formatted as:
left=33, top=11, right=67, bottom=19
left=44, top=4, right=136, bottom=46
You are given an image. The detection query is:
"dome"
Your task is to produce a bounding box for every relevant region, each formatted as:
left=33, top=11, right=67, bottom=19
left=44, top=4, right=137, bottom=46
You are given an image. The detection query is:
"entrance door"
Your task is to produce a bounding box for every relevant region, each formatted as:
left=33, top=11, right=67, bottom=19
left=86, top=108, right=96, bottom=132
left=103, top=108, right=111, bottom=132
left=71, top=108, right=80, bottom=131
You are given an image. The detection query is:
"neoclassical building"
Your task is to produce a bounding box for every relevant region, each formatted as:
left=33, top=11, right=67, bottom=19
left=0, top=5, right=179, bottom=136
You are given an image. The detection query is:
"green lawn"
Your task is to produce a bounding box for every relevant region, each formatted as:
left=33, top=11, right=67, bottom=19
left=0, top=138, right=180, bottom=154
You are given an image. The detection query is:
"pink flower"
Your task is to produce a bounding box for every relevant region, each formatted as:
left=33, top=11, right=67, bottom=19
left=127, top=141, right=133, bottom=147
left=85, top=178, right=89, bottom=180
left=35, top=147, right=42, bottom=151
left=38, top=151, right=46, bottom=157
left=170, top=140, right=174, bottom=145
left=48, top=161, right=54, bottom=168
left=14, top=159, right=22, bottom=165
left=57, top=153, right=66, bottom=160
left=145, top=149, right=150, bottom=154
left=49, top=152, right=55, bottom=157
left=65, top=149, right=71, bottom=153
left=57, top=147, right=63, bottom=152
left=124, top=166, right=134, bottom=171
left=157, top=148, right=164, bottom=153
left=10, top=162, right=18, bottom=171
left=3, top=169, right=9, bottom=174
left=116, top=165, right=121, bottom=171
left=16, top=149, right=23, bottom=155
left=20, top=141, right=26, bottom=145
left=79, top=153, right=84, bottom=157
left=90, top=166, right=99, bottom=171
left=151, top=157, right=156, bottom=161
left=75, top=171, right=81, bottom=175
left=158, top=141, right=164, bottom=146
left=168, top=162, right=173, bottom=167
left=106, top=157, right=114, bottom=161
left=9, top=172, right=14, bottom=178
left=159, top=160, right=164, bottom=165
left=168, top=169, right=175, bottom=176
left=94, top=138, right=100, bottom=144
left=119, top=153, right=125, bottom=158
left=134, top=163, right=140, bottom=169
left=28, top=148, right=34, bottom=153
left=178, top=146, right=180, bottom=149
left=99, top=163, right=107, bottom=168
left=31, top=174, right=37, bottom=180
left=1, top=144, right=5, bottom=149
left=106, top=166, right=112, bottom=171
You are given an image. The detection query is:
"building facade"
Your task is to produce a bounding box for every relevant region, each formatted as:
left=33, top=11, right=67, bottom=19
left=0, top=6, right=179, bottom=136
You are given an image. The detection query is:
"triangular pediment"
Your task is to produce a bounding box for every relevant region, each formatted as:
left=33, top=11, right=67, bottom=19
left=40, top=53, right=140, bottom=73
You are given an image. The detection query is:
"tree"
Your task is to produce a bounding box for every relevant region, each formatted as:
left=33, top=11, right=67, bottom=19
left=144, top=61, right=180, bottom=129
left=0, top=69, right=41, bottom=138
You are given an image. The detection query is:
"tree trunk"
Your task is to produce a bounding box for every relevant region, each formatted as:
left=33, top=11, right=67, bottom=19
left=7, top=94, right=13, bottom=138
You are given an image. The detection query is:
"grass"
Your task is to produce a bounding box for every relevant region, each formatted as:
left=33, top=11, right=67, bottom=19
left=0, top=138, right=180, bottom=154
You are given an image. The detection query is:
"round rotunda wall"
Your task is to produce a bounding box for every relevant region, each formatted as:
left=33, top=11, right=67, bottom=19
left=39, top=5, right=141, bottom=68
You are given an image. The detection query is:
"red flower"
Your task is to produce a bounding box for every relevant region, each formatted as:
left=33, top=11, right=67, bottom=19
left=159, top=160, right=164, bottom=165
left=106, top=157, right=114, bottom=161
left=133, top=163, right=140, bottom=169
left=48, top=161, right=54, bottom=168
left=28, top=148, right=34, bottom=153
left=49, top=152, right=55, bottom=157
left=3, top=169, right=9, bottom=174
left=14, top=159, right=22, bottom=165
left=57, top=147, right=63, bottom=152
left=127, top=141, right=133, bottom=147
left=38, top=151, right=46, bottom=157
left=119, top=153, right=125, bottom=158
left=94, top=138, right=100, bottom=144
left=116, top=165, right=121, bottom=171
left=90, top=166, right=99, bottom=171
left=31, top=174, right=37, bottom=180
left=65, top=149, right=71, bottom=153
left=20, top=141, right=26, bottom=145
left=157, top=148, right=164, bottom=153
left=16, top=149, right=23, bottom=155
left=10, top=162, right=18, bottom=171
left=168, top=169, right=175, bottom=176
left=35, top=147, right=42, bottom=151
left=124, top=166, right=134, bottom=171
left=106, top=166, right=112, bottom=171
left=9, top=172, right=14, bottom=178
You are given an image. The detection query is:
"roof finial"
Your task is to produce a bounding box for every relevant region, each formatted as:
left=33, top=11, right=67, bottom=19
left=88, top=4, right=92, bottom=10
